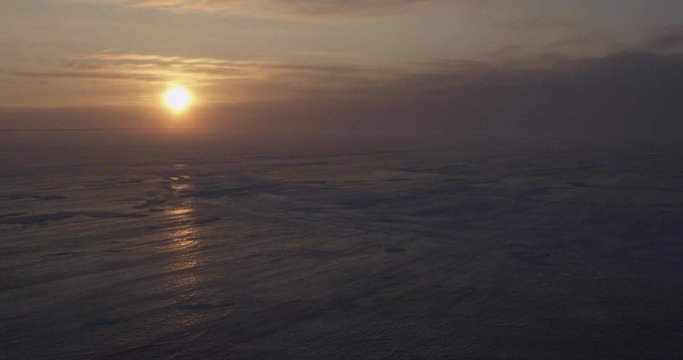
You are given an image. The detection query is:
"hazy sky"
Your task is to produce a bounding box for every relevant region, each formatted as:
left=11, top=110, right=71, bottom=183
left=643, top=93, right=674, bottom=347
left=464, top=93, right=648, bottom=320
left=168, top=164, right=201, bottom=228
left=1, top=0, right=682, bottom=135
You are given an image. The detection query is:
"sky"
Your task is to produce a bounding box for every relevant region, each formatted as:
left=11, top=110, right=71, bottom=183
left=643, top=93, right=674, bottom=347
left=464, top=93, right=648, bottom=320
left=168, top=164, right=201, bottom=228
left=1, top=0, right=682, bottom=135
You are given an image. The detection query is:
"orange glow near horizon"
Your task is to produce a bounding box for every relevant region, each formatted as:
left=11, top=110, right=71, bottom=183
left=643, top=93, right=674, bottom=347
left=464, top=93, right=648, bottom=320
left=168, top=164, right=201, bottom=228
left=163, top=85, right=193, bottom=114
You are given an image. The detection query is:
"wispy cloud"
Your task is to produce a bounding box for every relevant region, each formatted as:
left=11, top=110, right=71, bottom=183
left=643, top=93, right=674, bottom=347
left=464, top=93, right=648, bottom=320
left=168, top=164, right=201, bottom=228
left=66, top=50, right=399, bottom=83
left=68, top=0, right=454, bottom=19
left=8, top=50, right=403, bottom=104
left=496, top=15, right=615, bottom=56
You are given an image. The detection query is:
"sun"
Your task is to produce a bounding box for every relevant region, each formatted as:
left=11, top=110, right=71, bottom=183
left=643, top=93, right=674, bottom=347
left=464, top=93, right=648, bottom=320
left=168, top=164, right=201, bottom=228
left=163, top=85, right=193, bottom=113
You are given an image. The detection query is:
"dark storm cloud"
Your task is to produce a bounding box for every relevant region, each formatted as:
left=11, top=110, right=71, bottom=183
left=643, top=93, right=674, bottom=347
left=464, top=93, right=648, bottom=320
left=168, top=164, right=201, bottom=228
left=415, top=51, right=683, bottom=136
left=644, top=26, right=683, bottom=51
left=205, top=49, right=683, bottom=139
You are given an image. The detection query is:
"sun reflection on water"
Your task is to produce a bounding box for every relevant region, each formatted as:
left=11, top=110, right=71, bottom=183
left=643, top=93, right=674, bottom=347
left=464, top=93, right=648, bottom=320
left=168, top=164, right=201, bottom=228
left=168, top=226, right=198, bottom=252
left=169, top=207, right=192, bottom=217
left=169, top=175, right=193, bottom=192
left=164, top=174, right=206, bottom=327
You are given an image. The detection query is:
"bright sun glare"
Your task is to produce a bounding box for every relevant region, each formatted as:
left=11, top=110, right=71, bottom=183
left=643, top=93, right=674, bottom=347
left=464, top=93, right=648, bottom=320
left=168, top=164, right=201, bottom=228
left=164, top=86, right=193, bottom=113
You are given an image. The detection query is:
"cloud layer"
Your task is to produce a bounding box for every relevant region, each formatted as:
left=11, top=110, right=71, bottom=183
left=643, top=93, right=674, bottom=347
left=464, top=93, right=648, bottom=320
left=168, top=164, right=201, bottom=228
left=71, top=0, right=444, bottom=18
left=4, top=23, right=683, bottom=137
left=6, top=45, right=683, bottom=139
